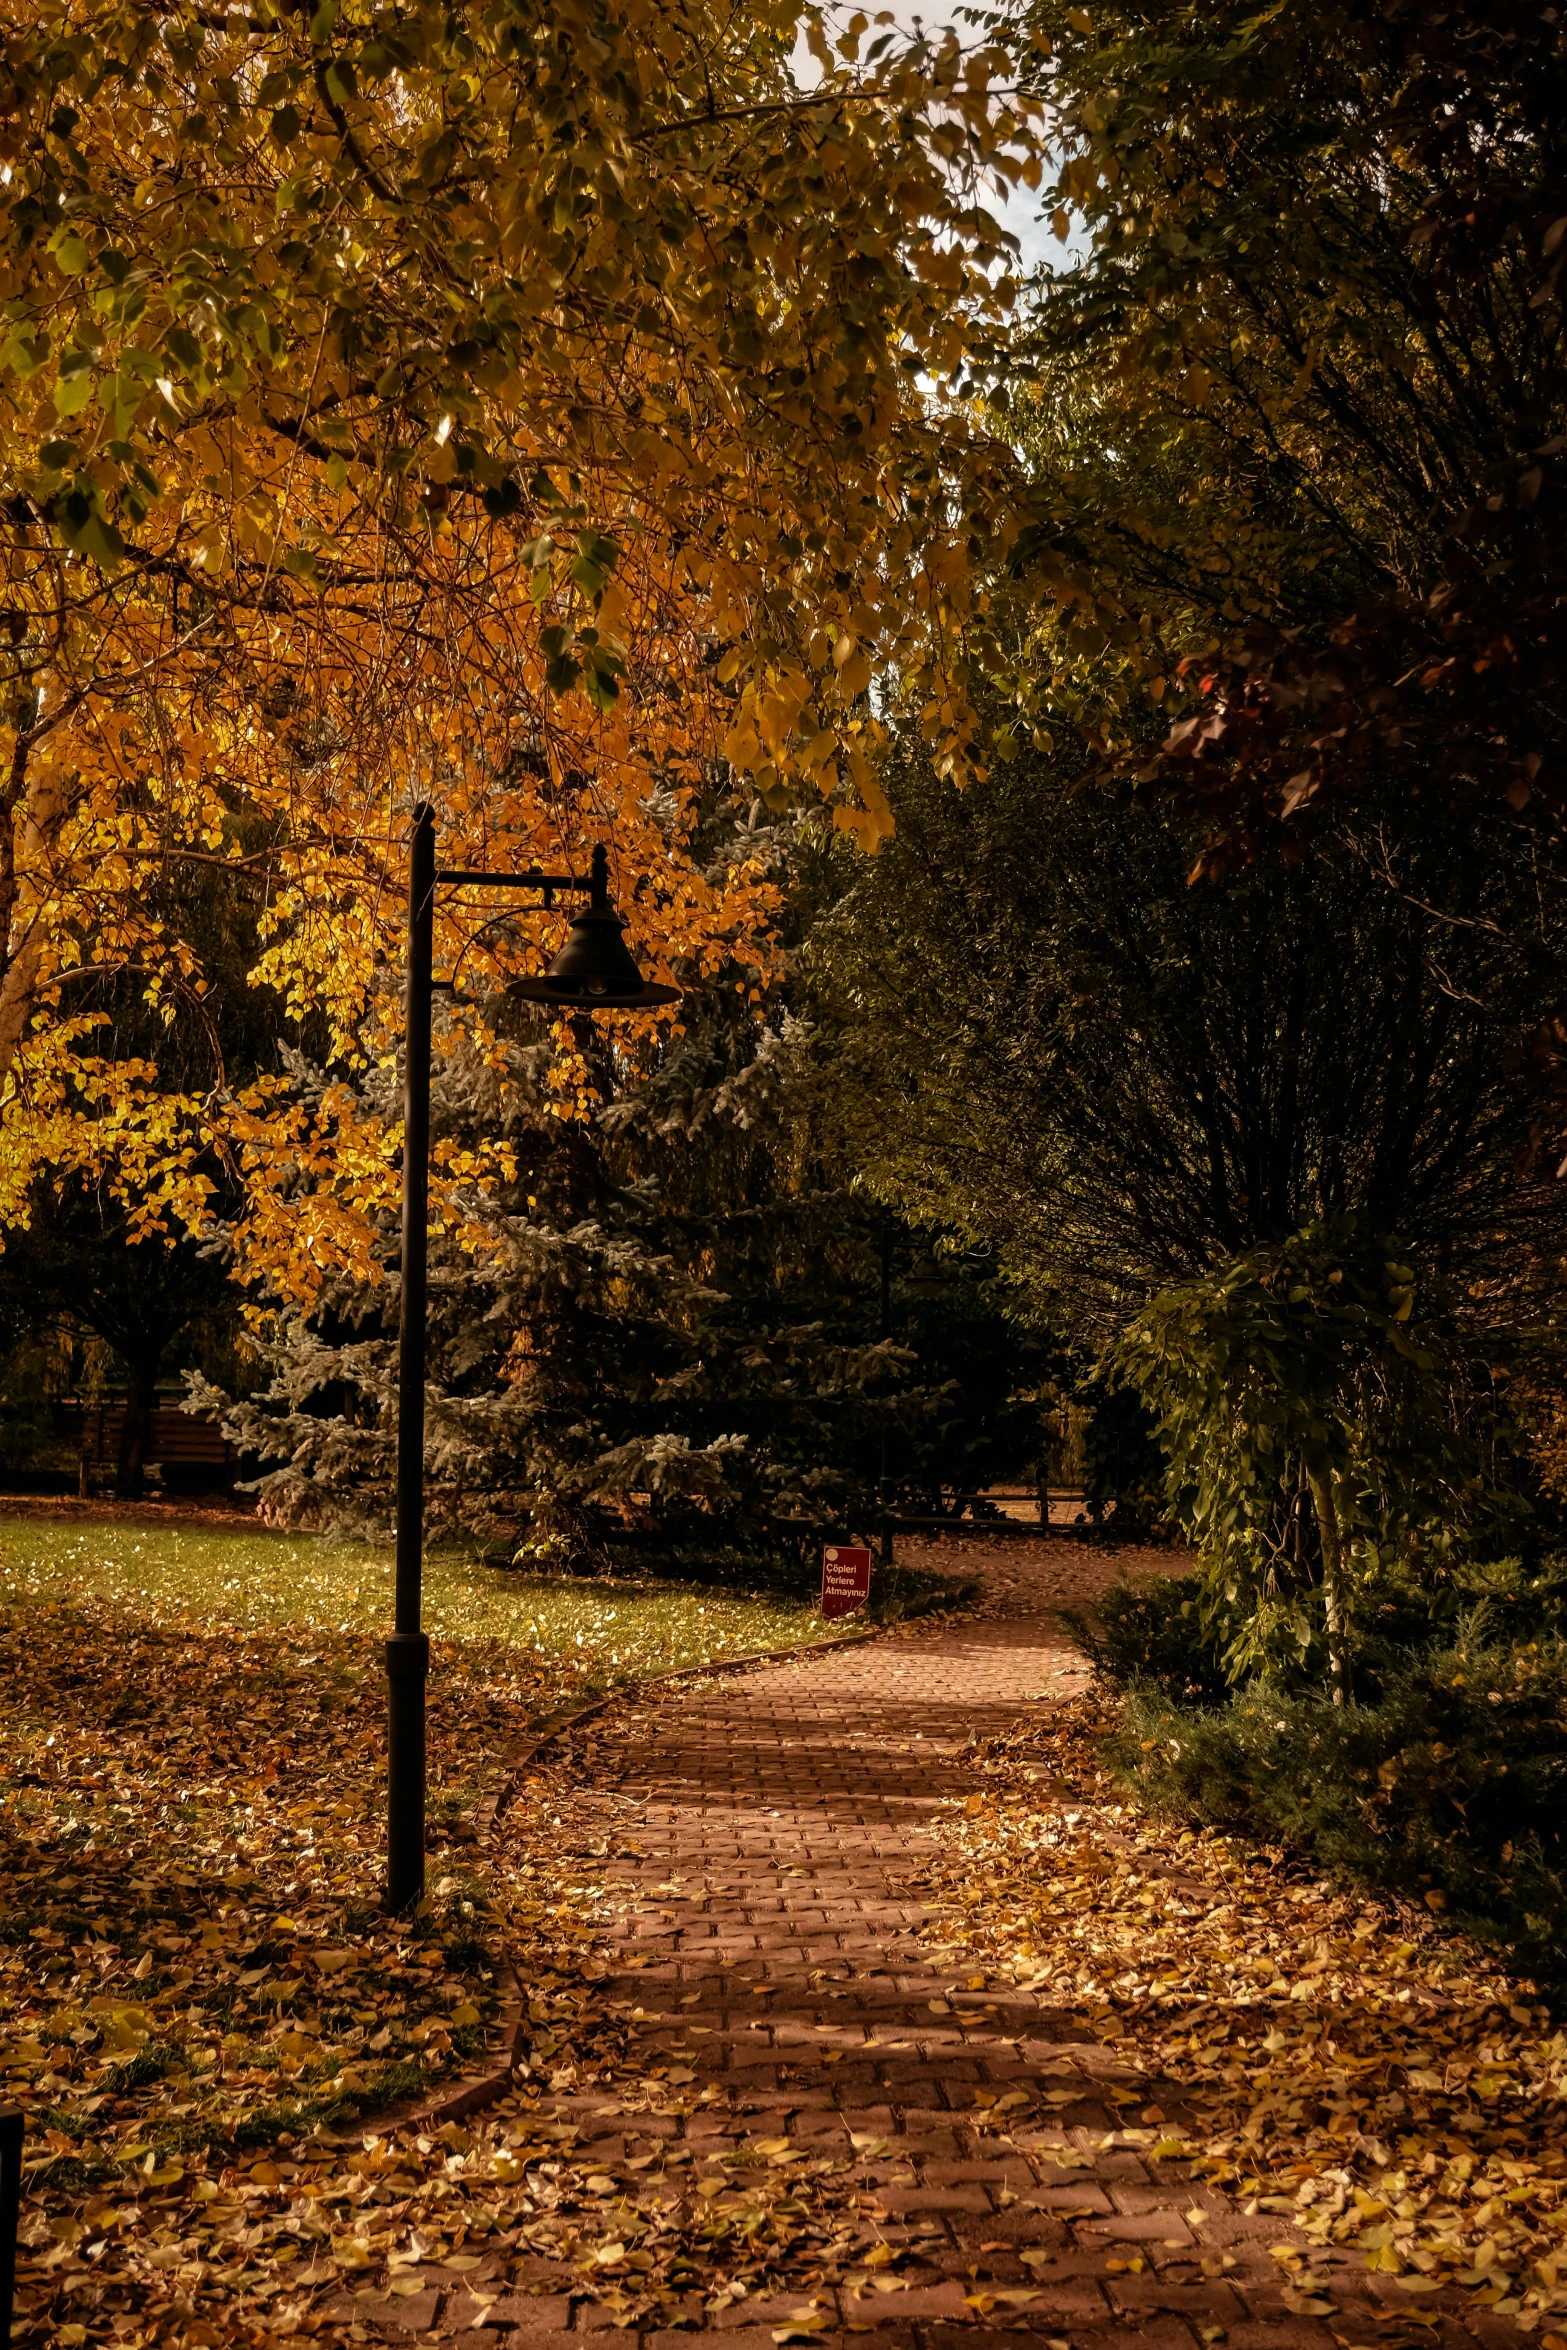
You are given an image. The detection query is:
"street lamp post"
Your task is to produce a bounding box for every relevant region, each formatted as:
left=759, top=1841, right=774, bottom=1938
left=386, top=808, right=437, bottom=1909
left=386, top=805, right=679, bottom=1912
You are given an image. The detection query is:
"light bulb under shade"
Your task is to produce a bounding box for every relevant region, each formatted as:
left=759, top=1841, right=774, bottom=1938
left=508, top=903, right=681, bottom=1010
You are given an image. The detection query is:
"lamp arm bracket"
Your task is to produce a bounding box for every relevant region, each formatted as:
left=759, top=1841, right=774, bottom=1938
left=437, top=868, right=583, bottom=898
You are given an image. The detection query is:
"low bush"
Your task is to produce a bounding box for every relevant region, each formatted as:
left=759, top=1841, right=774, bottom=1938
left=1061, top=1573, right=1231, bottom=1706
left=1116, top=1643, right=1567, bottom=1985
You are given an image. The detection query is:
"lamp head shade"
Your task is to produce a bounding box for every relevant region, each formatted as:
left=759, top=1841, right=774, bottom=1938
left=510, top=844, right=681, bottom=1010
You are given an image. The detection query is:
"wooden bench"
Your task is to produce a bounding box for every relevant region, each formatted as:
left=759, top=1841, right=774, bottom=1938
left=73, top=1406, right=237, bottom=1491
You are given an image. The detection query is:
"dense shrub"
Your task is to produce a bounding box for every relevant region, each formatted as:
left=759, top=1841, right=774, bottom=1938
left=1061, top=1575, right=1231, bottom=1707
left=1115, top=1646, right=1567, bottom=1986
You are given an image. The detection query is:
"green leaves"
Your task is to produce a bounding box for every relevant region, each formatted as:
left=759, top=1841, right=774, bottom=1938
left=51, top=361, right=94, bottom=417
left=580, top=639, right=625, bottom=711
left=51, top=484, right=125, bottom=570
left=571, top=530, right=621, bottom=602
left=538, top=619, right=579, bottom=693
left=417, top=127, right=457, bottom=187
left=162, top=324, right=203, bottom=374
left=1109, top=1216, right=1523, bottom=1690
left=1, top=326, right=51, bottom=380
left=49, top=229, right=91, bottom=277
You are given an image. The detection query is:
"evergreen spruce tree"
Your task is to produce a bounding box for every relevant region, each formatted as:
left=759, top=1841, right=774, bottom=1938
left=200, top=816, right=1046, bottom=1568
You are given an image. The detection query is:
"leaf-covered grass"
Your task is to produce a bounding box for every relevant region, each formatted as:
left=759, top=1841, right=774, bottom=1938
left=0, top=1512, right=846, bottom=2342
left=0, top=1515, right=829, bottom=1675
left=12, top=1654, right=960, bottom=2350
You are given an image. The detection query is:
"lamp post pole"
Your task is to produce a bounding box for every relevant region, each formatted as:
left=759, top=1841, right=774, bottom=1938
left=384, top=807, right=678, bottom=1912
left=388, top=805, right=437, bottom=1913
left=878, top=1220, right=894, bottom=1569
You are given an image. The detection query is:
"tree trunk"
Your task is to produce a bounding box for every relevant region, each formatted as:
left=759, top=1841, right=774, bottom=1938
left=0, top=743, right=70, bottom=1087
left=1307, top=1465, right=1350, bottom=1706
left=115, top=1356, right=160, bottom=1500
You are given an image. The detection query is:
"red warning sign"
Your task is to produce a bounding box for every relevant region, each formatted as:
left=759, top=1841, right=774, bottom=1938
left=820, top=1543, right=873, bottom=1619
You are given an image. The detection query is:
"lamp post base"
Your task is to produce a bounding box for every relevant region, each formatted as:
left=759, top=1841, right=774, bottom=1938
left=385, top=1631, right=429, bottom=1911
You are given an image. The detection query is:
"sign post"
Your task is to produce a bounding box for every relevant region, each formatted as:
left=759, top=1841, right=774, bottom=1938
left=820, top=1543, right=873, bottom=1620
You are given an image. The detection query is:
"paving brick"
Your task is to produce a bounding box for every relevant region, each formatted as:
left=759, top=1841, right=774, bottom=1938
left=948, top=2214, right=1073, bottom=2253
left=895, top=2129, right=965, bottom=2160
left=348, top=2288, right=445, bottom=2330
left=643, top=2333, right=800, bottom=2350
left=914, top=2299, right=1115, bottom=2343
left=1024, top=2183, right=1115, bottom=2215
left=1106, top=2270, right=1254, bottom=2321
left=701, top=2295, right=840, bottom=2330
left=1080, top=2211, right=1195, bottom=2243
left=920, top=2159, right=1036, bottom=2188
left=1106, top=2181, right=1201, bottom=2217
left=850, top=2282, right=978, bottom=2321
left=1215, top=2329, right=1369, bottom=2350
left=934, top=2325, right=1196, bottom=2350
left=446, top=2297, right=576, bottom=2332
left=1071, top=2149, right=1151, bottom=2181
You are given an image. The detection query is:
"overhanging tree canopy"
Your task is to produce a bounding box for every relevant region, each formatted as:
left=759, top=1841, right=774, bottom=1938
left=814, top=736, right=1567, bottom=1330
left=1002, top=0, right=1565, bottom=861
left=0, top=0, right=1041, bottom=1281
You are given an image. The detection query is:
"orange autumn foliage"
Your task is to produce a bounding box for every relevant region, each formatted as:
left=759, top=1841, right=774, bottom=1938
left=0, top=0, right=1041, bottom=1285
left=0, top=476, right=781, bottom=1296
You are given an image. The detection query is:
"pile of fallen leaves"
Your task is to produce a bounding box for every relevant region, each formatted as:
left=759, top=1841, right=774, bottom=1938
left=4, top=1571, right=909, bottom=2348
left=0, top=1594, right=568, bottom=2338
left=18, top=2070, right=916, bottom=2350
left=917, top=1696, right=1567, bottom=2334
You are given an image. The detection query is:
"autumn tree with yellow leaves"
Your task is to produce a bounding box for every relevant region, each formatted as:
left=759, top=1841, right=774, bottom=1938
left=0, top=0, right=1041, bottom=1286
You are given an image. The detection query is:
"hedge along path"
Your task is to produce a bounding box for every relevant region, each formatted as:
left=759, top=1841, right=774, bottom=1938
left=329, top=1537, right=1482, bottom=2350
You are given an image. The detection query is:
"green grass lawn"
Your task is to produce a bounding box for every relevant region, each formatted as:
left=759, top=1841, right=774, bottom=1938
left=0, top=1515, right=829, bottom=1691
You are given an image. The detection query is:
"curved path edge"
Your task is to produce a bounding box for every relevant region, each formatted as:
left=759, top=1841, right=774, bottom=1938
left=382, top=1605, right=953, bottom=2137
left=352, top=1540, right=1515, bottom=2350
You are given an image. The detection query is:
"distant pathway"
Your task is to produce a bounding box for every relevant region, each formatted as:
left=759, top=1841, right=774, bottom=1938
left=424, top=1543, right=1487, bottom=2349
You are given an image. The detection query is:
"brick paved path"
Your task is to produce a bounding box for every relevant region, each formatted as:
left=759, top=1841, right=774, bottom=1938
left=422, top=1543, right=1499, bottom=2350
